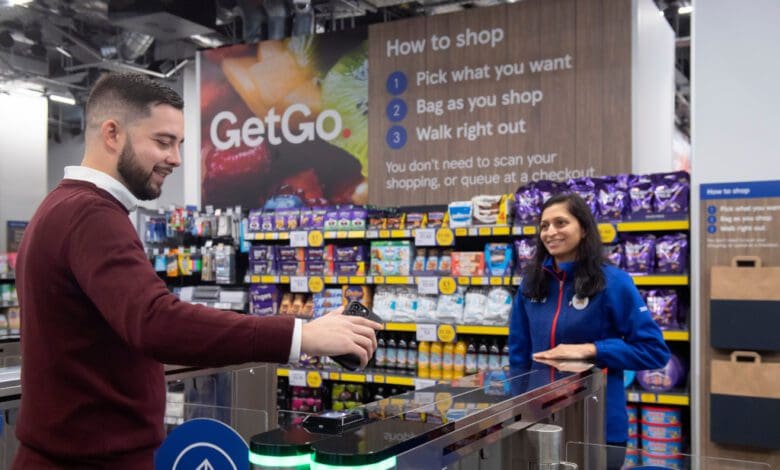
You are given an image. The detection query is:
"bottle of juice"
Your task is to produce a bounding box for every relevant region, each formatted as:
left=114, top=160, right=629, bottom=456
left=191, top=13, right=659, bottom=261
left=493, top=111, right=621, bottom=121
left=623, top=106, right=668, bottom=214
left=397, top=336, right=408, bottom=371
left=488, top=340, right=501, bottom=371
left=442, top=342, right=454, bottom=380
left=465, top=340, right=478, bottom=375
left=417, top=341, right=430, bottom=378
left=386, top=335, right=397, bottom=370
left=477, top=341, right=489, bottom=373
left=375, top=335, right=386, bottom=368
left=430, top=342, right=443, bottom=380
left=453, top=340, right=467, bottom=378
left=501, top=341, right=510, bottom=369
left=407, top=339, right=418, bottom=372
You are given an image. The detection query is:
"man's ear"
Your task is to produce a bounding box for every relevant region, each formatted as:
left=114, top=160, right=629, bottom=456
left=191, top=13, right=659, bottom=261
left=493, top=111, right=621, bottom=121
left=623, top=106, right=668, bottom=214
left=100, top=119, right=123, bottom=153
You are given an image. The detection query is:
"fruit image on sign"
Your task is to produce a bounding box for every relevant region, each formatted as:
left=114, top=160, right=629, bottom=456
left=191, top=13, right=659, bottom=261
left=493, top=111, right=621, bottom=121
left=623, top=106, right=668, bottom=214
left=200, top=30, right=368, bottom=210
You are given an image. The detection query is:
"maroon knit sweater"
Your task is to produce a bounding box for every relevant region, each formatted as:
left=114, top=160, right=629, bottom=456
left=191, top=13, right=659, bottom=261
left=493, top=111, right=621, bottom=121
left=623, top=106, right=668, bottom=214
left=13, top=180, right=294, bottom=468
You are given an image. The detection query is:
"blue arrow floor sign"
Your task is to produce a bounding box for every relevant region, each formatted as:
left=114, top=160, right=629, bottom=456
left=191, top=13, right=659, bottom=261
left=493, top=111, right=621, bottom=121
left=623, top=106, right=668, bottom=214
left=155, top=418, right=248, bottom=470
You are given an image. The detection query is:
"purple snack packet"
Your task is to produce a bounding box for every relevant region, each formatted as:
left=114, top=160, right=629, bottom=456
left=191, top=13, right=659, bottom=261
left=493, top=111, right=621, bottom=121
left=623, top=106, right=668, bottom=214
left=351, top=207, right=367, bottom=230
left=278, top=261, right=305, bottom=275
left=260, top=212, right=275, bottom=232
left=248, top=210, right=263, bottom=232
left=334, top=262, right=365, bottom=276
left=655, top=233, right=688, bottom=274
left=567, top=178, right=598, bottom=215
left=653, top=172, right=690, bottom=215
left=249, top=260, right=276, bottom=275
left=323, top=207, right=340, bottom=231
left=250, top=245, right=275, bottom=262
left=305, top=261, right=329, bottom=276
left=628, top=174, right=654, bottom=215
left=276, top=247, right=304, bottom=261
left=513, top=238, right=537, bottom=275
left=623, top=234, right=656, bottom=274
left=645, top=289, right=679, bottom=329
left=299, top=207, right=314, bottom=229
left=533, top=180, right=568, bottom=204
left=335, top=245, right=369, bottom=263
left=514, top=185, right=542, bottom=225
left=604, top=243, right=624, bottom=269
left=337, top=207, right=354, bottom=231
left=597, top=177, right=629, bottom=221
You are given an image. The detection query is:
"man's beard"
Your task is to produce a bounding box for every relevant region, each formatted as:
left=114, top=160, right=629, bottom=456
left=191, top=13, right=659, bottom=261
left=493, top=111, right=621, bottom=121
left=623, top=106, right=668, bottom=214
left=117, top=140, right=161, bottom=200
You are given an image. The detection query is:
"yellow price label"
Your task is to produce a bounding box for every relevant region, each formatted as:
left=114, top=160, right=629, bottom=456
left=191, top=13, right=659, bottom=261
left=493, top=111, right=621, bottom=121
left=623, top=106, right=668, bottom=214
left=306, top=371, right=323, bottom=388
left=308, top=277, right=324, bottom=293
left=597, top=223, right=618, bottom=244
left=308, top=230, right=324, bottom=247
left=438, top=277, right=456, bottom=295
left=489, top=277, right=502, bottom=286
left=437, top=324, right=456, bottom=343
left=522, top=226, right=537, bottom=235
left=435, top=228, right=455, bottom=246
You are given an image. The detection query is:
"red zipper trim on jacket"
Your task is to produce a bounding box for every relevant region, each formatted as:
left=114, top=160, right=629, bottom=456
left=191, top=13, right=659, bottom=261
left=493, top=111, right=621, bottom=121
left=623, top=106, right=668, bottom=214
left=550, top=271, right=566, bottom=349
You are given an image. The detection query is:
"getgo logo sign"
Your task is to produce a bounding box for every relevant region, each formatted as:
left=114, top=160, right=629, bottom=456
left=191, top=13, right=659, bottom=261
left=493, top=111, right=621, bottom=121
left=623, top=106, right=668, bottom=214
left=209, top=105, right=343, bottom=150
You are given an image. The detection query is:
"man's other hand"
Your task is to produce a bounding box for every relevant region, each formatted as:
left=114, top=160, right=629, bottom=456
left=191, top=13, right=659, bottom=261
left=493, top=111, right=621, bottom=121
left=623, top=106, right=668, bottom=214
left=300, top=306, right=383, bottom=368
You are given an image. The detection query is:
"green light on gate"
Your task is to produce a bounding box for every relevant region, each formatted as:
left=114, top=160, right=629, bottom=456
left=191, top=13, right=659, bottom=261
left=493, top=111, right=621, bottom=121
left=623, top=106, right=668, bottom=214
left=309, top=455, right=397, bottom=470
left=249, top=450, right=312, bottom=467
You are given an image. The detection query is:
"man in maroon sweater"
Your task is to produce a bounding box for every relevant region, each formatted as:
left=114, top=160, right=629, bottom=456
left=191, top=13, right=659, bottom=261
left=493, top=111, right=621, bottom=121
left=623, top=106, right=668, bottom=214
left=13, top=73, right=381, bottom=468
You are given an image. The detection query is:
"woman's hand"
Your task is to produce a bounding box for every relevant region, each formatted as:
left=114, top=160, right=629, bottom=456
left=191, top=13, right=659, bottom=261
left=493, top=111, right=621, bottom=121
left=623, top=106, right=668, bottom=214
left=533, top=343, right=597, bottom=360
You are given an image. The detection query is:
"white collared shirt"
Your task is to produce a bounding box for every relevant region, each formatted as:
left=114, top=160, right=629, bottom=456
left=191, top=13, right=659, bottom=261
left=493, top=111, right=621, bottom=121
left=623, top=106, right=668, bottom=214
left=61, top=165, right=302, bottom=364
left=64, top=166, right=139, bottom=212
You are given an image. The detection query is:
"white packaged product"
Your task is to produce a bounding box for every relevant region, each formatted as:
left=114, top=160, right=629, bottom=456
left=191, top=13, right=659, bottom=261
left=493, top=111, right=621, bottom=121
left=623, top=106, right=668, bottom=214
left=372, top=286, right=396, bottom=322
left=485, top=287, right=513, bottom=325
left=463, top=288, right=489, bottom=325
left=436, top=286, right=466, bottom=324
left=416, top=295, right=438, bottom=322
left=394, top=287, right=418, bottom=322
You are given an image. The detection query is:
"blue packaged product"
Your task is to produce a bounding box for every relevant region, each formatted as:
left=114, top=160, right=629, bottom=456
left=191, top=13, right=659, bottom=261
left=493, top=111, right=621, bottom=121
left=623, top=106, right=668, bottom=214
left=484, top=243, right=513, bottom=276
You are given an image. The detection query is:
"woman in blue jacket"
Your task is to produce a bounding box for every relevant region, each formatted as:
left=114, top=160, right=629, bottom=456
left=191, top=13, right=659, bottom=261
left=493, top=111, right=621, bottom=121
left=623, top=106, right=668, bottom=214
left=509, top=192, right=670, bottom=464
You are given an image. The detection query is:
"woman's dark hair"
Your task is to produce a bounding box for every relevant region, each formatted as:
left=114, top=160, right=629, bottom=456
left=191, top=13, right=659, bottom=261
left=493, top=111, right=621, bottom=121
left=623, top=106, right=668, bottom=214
left=522, top=192, right=605, bottom=300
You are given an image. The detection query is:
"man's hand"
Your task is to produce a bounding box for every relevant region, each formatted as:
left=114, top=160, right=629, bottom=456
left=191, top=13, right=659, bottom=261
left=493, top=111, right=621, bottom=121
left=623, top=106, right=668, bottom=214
left=301, top=306, right=383, bottom=368
left=533, top=343, right=596, bottom=360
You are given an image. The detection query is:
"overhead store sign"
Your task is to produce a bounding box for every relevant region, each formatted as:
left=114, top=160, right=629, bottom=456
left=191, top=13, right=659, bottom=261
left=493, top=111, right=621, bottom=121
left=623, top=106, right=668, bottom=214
left=199, top=0, right=630, bottom=208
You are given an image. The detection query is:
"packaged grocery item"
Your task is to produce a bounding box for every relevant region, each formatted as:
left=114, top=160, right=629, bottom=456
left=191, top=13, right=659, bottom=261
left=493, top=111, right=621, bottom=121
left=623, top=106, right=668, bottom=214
left=653, top=171, right=689, bottom=215
left=513, top=185, right=542, bottom=225
left=416, top=295, right=438, bottom=322
left=438, top=250, right=453, bottom=275
left=655, top=233, right=688, bottom=274
left=342, top=285, right=372, bottom=307
left=484, top=287, right=512, bottom=325
left=645, top=289, right=679, bottom=329
left=623, top=234, right=656, bottom=274
left=405, top=212, right=426, bottom=229
left=514, top=239, right=536, bottom=275
left=372, top=286, right=396, bottom=322
left=471, top=195, right=503, bottom=225
left=484, top=243, right=513, bottom=276
left=567, top=178, right=598, bottom=215
left=448, top=201, right=472, bottom=228
left=603, top=243, right=624, bottom=269
left=463, top=287, right=488, bottom=324
left=436, top=286, right=466, bottom=324
left=452, top=252, right=485, bottom=277
left=637, top=354, right=686, bottom=393
left=629, top=174, right=654, bottom=215
left=424, top=249, right=440, bottom=274
left=596, top=175, right=630, bottom=220
left=335, top=245, right=369, bottom=263
left=412, top=248, right=427, bottom=275
left=393, top=287, right=418, bottom=322
left=426, top=211, right=447, bottom=228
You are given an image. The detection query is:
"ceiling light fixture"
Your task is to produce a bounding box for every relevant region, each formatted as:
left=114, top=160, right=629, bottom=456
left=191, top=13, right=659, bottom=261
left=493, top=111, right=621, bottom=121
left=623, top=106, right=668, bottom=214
left=49, top=92, right=76, bottom=105
left=55, top=46, right=72, bottom=58
left=678, top=6, right=693, bottom=15
left=9, top=0, right=34, bottom=6
left=190, top=34, right=226, bottom=49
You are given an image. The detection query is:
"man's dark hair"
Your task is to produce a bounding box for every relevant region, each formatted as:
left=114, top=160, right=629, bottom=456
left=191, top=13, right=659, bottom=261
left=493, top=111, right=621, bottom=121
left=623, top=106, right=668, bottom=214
left=85, top=73, right=183, bottom=131
left=522, top=192, right=606, bottom=300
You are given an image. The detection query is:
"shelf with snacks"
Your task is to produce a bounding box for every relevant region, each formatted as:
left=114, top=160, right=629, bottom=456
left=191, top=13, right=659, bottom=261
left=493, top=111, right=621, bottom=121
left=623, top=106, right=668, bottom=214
left=244, top=218, right=690, bottom=246
left=0, top=274, right=14, bottom=282
left=247, top=273, right=685, bottom=288
left=277, top=367, right=422, bottom=388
